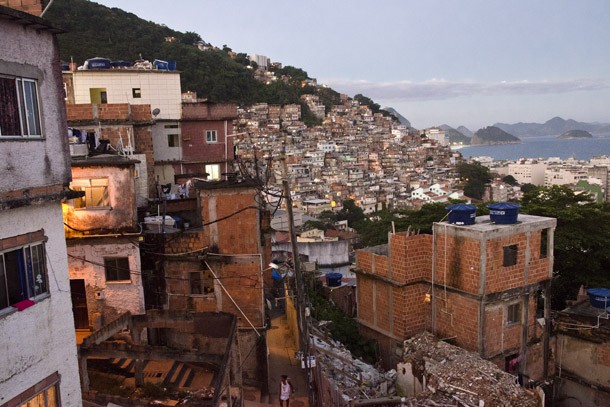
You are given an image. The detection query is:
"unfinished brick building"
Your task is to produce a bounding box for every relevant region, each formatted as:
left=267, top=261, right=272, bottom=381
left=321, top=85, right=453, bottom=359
left=144, top=179, right=272, bottom=390
left=355, top=212, right=556, bottom=384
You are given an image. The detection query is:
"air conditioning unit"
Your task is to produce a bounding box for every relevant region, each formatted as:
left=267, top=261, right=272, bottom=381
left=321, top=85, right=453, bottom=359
left=69, top=143, right=89, bottom=158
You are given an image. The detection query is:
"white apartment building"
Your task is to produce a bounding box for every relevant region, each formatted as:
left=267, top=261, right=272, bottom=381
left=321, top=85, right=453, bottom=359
left=545, top=168, right=589, bottom=186
left=507, top=162, right=547, bottom=185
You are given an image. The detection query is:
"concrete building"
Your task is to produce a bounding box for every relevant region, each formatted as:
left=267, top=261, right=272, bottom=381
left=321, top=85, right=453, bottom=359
left=63, top=155, right=146, bottom=331
left=508, top=161, right=547, bottom=186
left=355, top=212, right=556, bottom=383
left=180, top=101, right=239, bottom=183
left=0, top=4, right=82, bottom=405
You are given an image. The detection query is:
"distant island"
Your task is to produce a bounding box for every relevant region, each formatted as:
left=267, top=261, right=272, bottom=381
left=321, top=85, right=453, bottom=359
left=470, top=126, right=520, bottom=146
left=558, top=130, right=593, bottom=139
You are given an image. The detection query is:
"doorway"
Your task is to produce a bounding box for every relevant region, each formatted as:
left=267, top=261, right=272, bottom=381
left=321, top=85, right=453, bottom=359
left=70, top=279, right=90, bottom=330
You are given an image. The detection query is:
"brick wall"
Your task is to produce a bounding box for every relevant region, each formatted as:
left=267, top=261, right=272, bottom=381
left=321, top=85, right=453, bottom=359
left=0, top=0, right=42, bottom=15
left=181, top=120, right=234, bottom=163
left=390, top=233, right=432, bottom=283
left=434, top=233, right=481, bottom=294
left=434, top=292, right=480, bottom=352
left=182, top=102, right=238, bottom=120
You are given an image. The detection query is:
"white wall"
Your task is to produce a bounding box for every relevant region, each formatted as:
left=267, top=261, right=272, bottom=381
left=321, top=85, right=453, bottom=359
left=0, top=204, right=82, bottom=405
left=69, top=71, right=182, bottom=120
left=68, top=240, right=145, bottom=329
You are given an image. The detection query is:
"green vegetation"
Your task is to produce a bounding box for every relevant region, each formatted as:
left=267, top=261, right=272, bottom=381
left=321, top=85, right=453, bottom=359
left=520, top=186, right=610, bottom=309
left=456, top=162, right=492, bottom=200
left=306, top=273, right=379, bottom=363
left=471, top=126, right=520, bottom=145
left=45, top=0, right=393, bottom=119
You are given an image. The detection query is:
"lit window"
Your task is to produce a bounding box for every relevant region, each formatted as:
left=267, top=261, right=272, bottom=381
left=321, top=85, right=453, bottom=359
left=167, top=134, right=180, bottom=147
left=206, top=130, right=217, bottom=142
left=104, top=257, right=130, bottom=281
left=205, top=164, right=221, bottom=180
left=503, top=244, right=518, bottom=267
left=71, top=178, right=110, bottom=209
left=0, top=76, right=42, bottom=137
left=507, top=303, right=521, bottom=325
left=5, top=373, right=60, bottom=407
left=0, top=241, right=48, bottom=312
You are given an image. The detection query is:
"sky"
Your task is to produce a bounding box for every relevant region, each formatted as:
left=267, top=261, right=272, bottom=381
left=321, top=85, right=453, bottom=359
left=92, top=0, right=610, bottom=130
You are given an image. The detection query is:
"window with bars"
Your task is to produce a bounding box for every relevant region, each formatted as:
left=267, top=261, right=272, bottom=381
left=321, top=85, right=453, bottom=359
left=104, top=257, right=131, bottom=282
left=0, top=76, right=42, bottom=137
left=71, top=178, right=110, bottom=209
left=0, top=242, right=48, bottom=312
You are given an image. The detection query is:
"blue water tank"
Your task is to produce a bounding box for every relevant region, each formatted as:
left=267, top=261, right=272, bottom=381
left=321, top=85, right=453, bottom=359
left=60, top=63, right=69, bottom=71
left=86, top=57, right=111, bottom=69
left=488, top=202, right=520, bottom=224
left=153, top=59, right=169, bottom=70
left=446, top=204, right=477, bottom=225
left=326, top=273, right=342, bottom=287
left=587, top=288, right=610, bottom=308
left=167, top=60, right=177, bottom=71
left=110, top=60, right=132, bottom=68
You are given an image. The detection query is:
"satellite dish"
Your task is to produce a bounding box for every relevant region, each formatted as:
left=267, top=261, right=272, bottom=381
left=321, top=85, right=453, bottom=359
left=152, top=108, right=161, bottom=117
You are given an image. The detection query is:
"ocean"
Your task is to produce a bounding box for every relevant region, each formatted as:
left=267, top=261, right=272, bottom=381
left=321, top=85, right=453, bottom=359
left=456, top=134, right=610, bottom=161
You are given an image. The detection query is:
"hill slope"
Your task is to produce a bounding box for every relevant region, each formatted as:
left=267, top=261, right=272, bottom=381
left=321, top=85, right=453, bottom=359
left=471, top=126, right=520, bottom=146
left=494, top=117, right=609, bottom=137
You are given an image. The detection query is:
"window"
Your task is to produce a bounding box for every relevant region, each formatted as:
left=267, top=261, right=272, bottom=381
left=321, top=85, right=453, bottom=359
left=190, top=270, right=214, bottom=294
left=71, top=178, right=109, bottom=209
left=167, top=134, right=180, bottom=147
left=0, top=76, right=42, bottom=137
left=206, top=130, right=217, bottom=142
left=104, top=257, right=130, bottom=281
left=503, top=244, right=518, bottom=267
left=507, top=303, right=521, bottom=325
left=132, top=88, right=141, bottom=98
left=540, top=229, right=549, bottom=259
left=5, top=372, right=60, bottom=407
left=0, top=242, right=48, bottom=312
left=205, top=164, right=221, bottom=180
left=89, top=88, right=107, bottom=104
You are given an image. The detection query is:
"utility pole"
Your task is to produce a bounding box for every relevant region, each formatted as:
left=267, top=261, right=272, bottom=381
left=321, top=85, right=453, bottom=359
left=281, top=142, right=315, bottom=406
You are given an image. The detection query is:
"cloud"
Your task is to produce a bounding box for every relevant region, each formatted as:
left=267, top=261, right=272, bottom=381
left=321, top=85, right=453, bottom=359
left=322, top=78, right=610, bottom=101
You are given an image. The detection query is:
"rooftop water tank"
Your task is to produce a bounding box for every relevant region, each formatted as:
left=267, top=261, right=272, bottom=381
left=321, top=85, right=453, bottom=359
left=85, top=57, right=111, bottom=69
left=326, top=273, right=342, bottom=287
left=587, top=288, right=610, bottom=309
left=487, top=202, right=520, bottom=224
left=110, top=60, right=132, bottom=68
left=167, top=60, right=177, bottom=71
left=445, top=204, right=476, bottom=225
left=153, top=59, right=169, bottom=70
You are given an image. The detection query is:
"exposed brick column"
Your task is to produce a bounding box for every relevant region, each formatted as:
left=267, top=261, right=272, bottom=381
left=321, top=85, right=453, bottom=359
left=0, top=0, right=43, bottom=15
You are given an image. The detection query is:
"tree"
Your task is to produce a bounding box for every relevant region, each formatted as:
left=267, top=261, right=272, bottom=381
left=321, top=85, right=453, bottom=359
left=336, top=199, right=366, bottom=229
left=520, top=183, right=537, bottom=194
left=521, top=186, right=610, bottom=309
left=180, top=31, right=201, bottom=45
left=456, top=163, right=492, bottom=200
left=502, top=175, right=518, bottom=186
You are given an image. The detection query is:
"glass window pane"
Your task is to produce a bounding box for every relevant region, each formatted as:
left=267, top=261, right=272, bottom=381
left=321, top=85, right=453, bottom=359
left=22, top=80, right=41, bottom=136
left=31, top=244, right=47, bottom=296
left=0, top=255, right=9, bottom=309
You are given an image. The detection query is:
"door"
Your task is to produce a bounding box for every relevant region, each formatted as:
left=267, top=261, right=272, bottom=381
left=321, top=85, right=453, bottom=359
left=70, top=279, right=89, bottom=330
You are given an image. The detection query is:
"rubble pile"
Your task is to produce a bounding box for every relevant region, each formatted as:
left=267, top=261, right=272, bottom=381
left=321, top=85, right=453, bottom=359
left=310, top=327, right=397, bottom=401
left=403, top=333, right=540, bottom=407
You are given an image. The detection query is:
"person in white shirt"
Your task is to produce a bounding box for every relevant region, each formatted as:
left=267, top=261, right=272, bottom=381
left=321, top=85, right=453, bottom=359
left=279, top=374, right=294, bottom=406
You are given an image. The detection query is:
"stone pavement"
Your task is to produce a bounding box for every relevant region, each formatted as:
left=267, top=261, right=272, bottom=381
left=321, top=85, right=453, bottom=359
left=245, top=312, right=309, bottom=407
